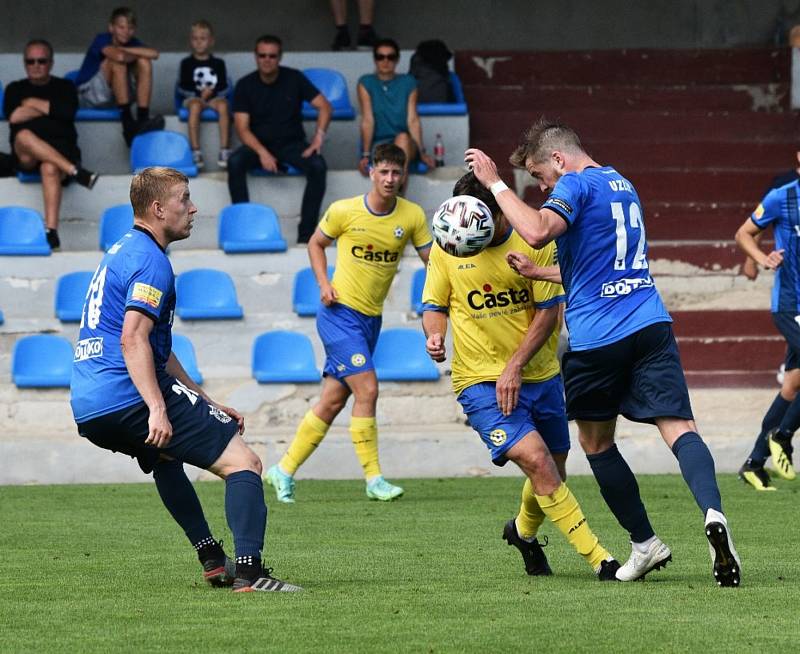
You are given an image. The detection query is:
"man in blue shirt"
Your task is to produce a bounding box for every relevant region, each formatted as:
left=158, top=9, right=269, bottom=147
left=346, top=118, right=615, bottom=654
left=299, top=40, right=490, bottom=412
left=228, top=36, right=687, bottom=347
left=465, top=118, right=741, bottom=588
left=735, top=181, right=800, bottom=489
left=70, top=167, right=300, bottom=593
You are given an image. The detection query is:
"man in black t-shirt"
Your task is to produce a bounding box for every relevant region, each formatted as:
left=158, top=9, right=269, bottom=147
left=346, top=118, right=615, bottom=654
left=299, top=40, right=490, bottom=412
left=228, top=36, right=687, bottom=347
left=3, top=39, right=98, bottom=250
left=228, top=34, right=332, bottom=244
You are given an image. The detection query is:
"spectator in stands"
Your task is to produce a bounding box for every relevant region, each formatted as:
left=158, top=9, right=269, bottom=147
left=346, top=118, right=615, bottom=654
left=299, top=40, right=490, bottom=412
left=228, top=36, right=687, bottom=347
left=330, top=0, right=378, bottom=51
left=3, top=39, right=98, bottom=250
left=74, top=6, right=164, bottom=146
left=177, top=19, right=231, bottom=170
left=357, top=38, right=435, bottom=192
left=228, top=35, right=331, bottom=244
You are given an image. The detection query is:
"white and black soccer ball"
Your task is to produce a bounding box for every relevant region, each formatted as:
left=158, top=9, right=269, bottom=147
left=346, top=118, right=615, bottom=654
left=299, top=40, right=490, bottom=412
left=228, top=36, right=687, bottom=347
left=431, top=195, right=495, bottom=257
left=193, top=66, right=218, bottom=91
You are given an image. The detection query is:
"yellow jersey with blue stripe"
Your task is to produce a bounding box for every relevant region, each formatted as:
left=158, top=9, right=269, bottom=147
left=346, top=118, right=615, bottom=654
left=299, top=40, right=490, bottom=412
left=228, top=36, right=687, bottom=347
left=422, top=230, right=565, bottom=395
left=319, top=194, right=432, bottom=316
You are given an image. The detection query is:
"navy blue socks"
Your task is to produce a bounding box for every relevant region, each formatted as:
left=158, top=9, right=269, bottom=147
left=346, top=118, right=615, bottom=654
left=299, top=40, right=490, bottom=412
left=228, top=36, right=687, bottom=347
left=586, top=444, right=655, bottom=543
left=225, top=470, right=268, bottom=559
left=748, top=393, right=790, bottom=465
left=152, top=459, right=212, bottom=545
left=672, top=432, right=722, bottom=514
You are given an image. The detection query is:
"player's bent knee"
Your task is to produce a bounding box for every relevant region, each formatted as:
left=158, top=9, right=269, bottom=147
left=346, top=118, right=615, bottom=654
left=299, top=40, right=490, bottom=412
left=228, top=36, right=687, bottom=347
left=209, top=434, right=262, bottom=478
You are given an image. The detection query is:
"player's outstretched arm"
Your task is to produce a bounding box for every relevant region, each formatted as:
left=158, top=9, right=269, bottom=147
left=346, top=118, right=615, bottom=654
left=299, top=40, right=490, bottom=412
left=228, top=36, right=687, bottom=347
left=507, top=251, right=562, bottom=283
left=422, top=310, right=448, bottom=362
left=308, top=228, right=338, bottom=305
left=735, top=218, right=783, bottom=270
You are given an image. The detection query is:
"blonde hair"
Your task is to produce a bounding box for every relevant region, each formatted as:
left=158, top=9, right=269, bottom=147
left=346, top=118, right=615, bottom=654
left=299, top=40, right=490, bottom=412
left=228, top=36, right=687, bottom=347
left=191, top=19, right=213, bottom=34
left=130, top=167, right=188, bottom=217
left=509, top=117, right=584, bottom=168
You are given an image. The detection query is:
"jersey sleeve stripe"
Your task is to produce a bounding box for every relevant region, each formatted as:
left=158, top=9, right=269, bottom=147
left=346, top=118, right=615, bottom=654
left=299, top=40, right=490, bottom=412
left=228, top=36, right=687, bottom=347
left=415, top=240, right=433, bottom=251
left=421, top=302, right=448, bottom=314
left=534, top=295, right=566, bottom=309
left=125, top=305, right=158, bottom=322
left=542, top=204, right=571, bottom=224
left=318, top=227, right=335, bottom=240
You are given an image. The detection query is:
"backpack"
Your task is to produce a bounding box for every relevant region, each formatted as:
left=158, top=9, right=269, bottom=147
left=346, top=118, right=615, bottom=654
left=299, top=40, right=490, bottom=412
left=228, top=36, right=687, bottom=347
left=409, top=40, right=454, bottom=104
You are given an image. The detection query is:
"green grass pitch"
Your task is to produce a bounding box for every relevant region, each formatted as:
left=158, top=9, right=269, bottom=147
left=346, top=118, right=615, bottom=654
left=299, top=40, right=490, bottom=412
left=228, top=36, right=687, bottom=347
left=0, top=474, right=796, bottom=653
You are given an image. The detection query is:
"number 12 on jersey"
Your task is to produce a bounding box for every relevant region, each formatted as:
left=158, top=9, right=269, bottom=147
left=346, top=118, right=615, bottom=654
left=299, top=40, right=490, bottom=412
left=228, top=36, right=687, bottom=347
left=611, top=201, right=648, bottom=271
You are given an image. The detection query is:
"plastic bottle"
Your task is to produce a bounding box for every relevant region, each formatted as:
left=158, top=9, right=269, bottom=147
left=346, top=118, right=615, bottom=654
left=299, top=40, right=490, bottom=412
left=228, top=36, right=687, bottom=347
left=433, top=134, right=445, bottom=167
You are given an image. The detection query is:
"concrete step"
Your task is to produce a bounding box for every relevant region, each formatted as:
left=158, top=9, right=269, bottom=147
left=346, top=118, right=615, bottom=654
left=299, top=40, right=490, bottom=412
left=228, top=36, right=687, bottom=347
left=678, top=334, right=784, bottom=371
left=671, top=310, right=777, bottom=337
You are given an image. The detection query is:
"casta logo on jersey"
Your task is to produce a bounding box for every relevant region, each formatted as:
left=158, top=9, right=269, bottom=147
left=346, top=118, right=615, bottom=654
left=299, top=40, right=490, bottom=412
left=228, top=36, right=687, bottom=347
left=351, top=243, right=399, bottom=262
left=467, top=283, right=530, bottom=310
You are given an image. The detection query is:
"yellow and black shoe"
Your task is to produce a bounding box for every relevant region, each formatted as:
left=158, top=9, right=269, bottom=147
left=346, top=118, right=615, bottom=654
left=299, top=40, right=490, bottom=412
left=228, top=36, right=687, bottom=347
left=768, top=431, right=796, bottom=480
left=738, top=461, right=776, bottom=491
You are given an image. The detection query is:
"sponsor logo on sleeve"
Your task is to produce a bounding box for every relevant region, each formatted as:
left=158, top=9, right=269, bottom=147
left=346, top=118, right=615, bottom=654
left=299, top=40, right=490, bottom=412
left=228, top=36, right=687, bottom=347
left=131, top=282, right=163, bottom=309
left=544, top=197, right=573, bottom=215
left=754, top=204, right=765, bottom=219
left=74, top=337, right=104, bottom=362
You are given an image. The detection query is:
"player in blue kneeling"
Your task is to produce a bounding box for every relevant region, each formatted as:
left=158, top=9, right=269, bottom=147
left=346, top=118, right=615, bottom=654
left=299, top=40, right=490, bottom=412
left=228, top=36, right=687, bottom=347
left=70, top=167, right=300, bottom=592
left=466, top=119, right=741, bottom=587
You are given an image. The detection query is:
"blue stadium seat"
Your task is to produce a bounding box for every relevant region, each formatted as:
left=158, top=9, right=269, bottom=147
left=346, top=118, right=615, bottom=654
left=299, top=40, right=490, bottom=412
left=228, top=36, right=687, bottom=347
left=130, top=130, right=198, bottom=177
left=410, top=268, right=426, bottom=314
left=12, top=334, right=73, bottom=388
left=171, top=333, right=203, bottom=384
left=0, top=206, right=50, bottom=256
left=373, top=328, right=440, bottom=381
left=55, top=271, right=93, bottom=322
left=0, top=82, right=4, bottom=119
left=417, top=72, right=468, bottom=116
left=218, top=203, right=287, bottom=253
left=0, top=308, right=4, bottom=325
left=302, top=68, right=356, bottom=120
left=98, top=204, right=134, bottom=251
left=16, top=170, right=41, bottom=183
left=252, top=330, right=320, bottom=383
left=175, top=268, right=243, bottom=320
left=293, top=265, right=334, bottom=317
left=64, top=70, right=121, bottom=121
left=174, top=78, right=234, bottom=121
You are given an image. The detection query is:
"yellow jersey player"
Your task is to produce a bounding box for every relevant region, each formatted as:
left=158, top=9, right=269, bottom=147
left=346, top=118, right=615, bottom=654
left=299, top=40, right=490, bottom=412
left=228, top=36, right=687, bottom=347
left=422, top=172, right=619, bottom=579
left=267, top=144, right=432, bottom=502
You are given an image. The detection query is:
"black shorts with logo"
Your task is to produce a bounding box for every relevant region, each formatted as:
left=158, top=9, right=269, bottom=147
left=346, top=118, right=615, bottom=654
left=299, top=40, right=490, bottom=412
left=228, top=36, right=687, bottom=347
left=562, top=321, right=694, bottom=424
left=76, top=374, right=237, bottom=474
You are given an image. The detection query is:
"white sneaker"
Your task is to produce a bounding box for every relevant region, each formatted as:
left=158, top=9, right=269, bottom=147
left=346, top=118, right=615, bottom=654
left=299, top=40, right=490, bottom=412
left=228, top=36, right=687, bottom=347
left=704, top=509, right=741, bottom=587
left=615, top=537, right=672, bottom=581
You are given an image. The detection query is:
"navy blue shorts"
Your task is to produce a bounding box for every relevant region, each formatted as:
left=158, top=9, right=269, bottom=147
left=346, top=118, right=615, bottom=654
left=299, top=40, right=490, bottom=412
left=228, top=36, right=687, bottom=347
left=76, top=374, right=238, bottom=474
left=772, top=312, right=800, bottom=371
left=562, top=322, right=694, bottom=424
left=317, top=303, right=382, bottom=382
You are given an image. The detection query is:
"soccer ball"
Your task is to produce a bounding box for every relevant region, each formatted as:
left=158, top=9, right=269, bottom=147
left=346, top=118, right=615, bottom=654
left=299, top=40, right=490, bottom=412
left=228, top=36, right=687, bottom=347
left=431, top=195, right=495, bottom=257
left=193, top=67, right=218, bottom=91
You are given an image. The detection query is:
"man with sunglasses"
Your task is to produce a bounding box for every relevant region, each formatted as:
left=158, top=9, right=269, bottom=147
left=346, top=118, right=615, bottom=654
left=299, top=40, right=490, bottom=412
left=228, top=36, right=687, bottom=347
left=357, top=38, right=435, bottom=191
left=3, top=39, right=98, bottom=250
left=228, top=35, right=331, bottom=244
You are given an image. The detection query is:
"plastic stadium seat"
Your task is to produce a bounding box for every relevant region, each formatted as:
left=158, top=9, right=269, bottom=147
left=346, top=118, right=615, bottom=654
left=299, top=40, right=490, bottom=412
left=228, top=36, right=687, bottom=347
left=12, top=334, right=73, bottom=387
left=0, top=82, right=4, bottom=119
left=175, top=268, right=243, bottom=320
left=64, top=70, right=121, bottom=120
left=301, top=68, right=356, bottom=120
left=55, top=271, right=93, bottom=322
left=174, top=78, right=233, bottom=121
left=98, top=204, right=134, bottom=251
left=410, top=268, right=426, bottom=314
left=293, top=265, right=334, bottom=317
left=130, top=130, right=198, bottom=177
left=171, top=333, right=203, bottom=384
left=16, top=170, right=41, bottom=183
left=0, top=308, right=4, bottom=324
left=373, top=328, right=440, bottom=381
left=0, top=206, right=50, bottom=256
left=417, top=72, right=468, bottom=116
left=252, top=330, right=320, bottom=383
left=218, top=203, right=287, bottom=253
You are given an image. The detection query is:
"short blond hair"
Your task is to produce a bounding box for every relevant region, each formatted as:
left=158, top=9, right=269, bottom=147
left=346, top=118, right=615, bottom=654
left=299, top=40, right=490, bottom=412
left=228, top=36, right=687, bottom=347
left=509, top=117, right=584, bottom=168
left=130, top=167, right=188, bottom=217
left=191, top=19, right=213, bottom=34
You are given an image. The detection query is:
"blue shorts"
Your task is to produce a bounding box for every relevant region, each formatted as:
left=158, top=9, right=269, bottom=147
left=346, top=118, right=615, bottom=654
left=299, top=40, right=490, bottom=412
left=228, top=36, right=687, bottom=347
left=562, top=321, right=694, bottom=424
left=457, top=375, right=570, bottom=466
left=317, top=303, right=382, bottom=382
left=772, top=312, right=800, bottom=371
left=76, top=373, right=238, bottom=474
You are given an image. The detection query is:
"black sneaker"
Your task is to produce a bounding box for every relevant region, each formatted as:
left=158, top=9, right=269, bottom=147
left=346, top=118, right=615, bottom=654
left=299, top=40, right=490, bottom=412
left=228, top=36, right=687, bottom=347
left=738, top=460, right=776, bottom=491
left=597, top=559, right=621, bottom=581
left=357, top=25, right=378, bottom=49
left=136, top=115, right=165, bottom=136
left=331, top=26, right=351, bottom=51
left=232, top=560, right=302, bottom=593
left=74, top=167, right=98, bottom=190
left=501, top=519, right=552, bottom=576
left=46, top=228, right=60, bottom=250
left=197, top=539, right=235, bottom=587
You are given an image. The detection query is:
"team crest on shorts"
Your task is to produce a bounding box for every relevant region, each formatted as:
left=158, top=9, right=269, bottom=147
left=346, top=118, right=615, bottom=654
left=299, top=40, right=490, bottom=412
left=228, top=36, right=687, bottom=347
left=489, top=429, right=507, bottom=445
left=208, top=405, right=232, bottom=424
left=351, top=353, right=366, bottom=367
left=393, top=226, right=405, bottom=239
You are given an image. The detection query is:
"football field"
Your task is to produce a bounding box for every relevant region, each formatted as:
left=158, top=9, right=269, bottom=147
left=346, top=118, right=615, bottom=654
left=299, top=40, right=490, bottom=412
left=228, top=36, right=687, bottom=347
left=1, top=474, right=796, bottom=653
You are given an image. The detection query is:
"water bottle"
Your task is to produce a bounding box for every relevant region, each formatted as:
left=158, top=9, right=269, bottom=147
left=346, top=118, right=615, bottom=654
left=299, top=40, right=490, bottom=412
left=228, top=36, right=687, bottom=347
left=433, top=134, right=445, bottom=167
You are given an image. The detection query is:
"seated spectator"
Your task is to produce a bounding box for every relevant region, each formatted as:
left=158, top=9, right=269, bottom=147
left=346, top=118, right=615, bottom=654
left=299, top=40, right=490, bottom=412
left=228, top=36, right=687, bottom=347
left=3, top=39, right=98, bottom=250
left=330, top=0, right=378, bottom=51
left=228, top=35, right=331, bottom=244
left=357, top=38, right=435, bottom=191
left=74, top=6, right=164, bottom=145
left=177, top=19, right=231, bottom=169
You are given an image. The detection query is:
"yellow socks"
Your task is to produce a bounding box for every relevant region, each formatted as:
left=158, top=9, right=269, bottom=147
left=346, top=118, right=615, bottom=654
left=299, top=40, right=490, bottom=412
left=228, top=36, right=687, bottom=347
left=279, top=410, right=330, bottom=475
left=350, top=416, right=381, bottom=479
left=515, top=478, right=546, bottom=539
left=535, top=482, right=610, bottom=571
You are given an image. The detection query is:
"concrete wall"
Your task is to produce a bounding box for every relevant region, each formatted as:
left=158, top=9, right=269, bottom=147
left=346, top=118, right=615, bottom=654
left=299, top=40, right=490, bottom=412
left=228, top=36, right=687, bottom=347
left=2, top=0, right=798, bottom=53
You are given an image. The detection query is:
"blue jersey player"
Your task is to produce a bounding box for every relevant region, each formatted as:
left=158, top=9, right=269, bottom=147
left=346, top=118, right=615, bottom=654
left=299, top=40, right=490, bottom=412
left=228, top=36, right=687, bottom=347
left=735, top=180, right=800, bottom=488
left=465, top=118, right=741, bottom=588
left=70, top=167, right=300, bottom=592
